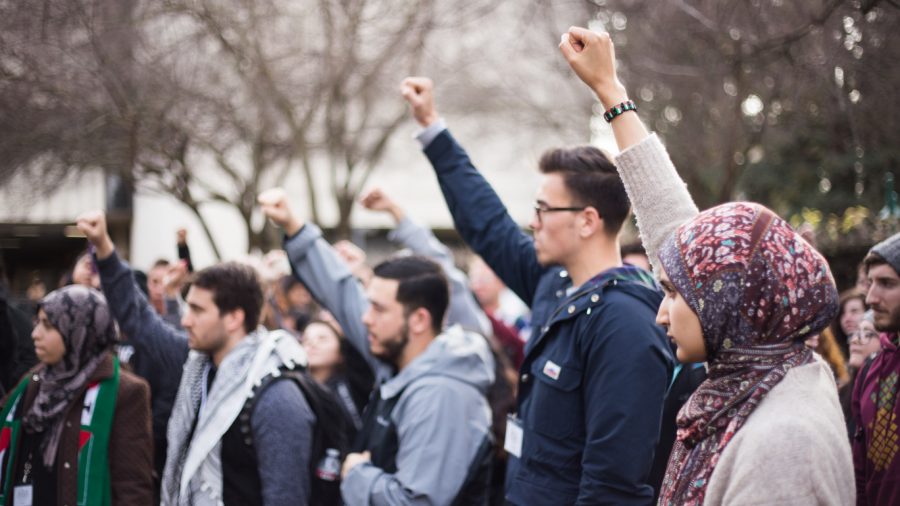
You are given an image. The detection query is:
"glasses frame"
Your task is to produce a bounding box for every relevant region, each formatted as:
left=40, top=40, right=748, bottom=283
left=850, top=329, right=879, bottom=344
left=533, top=203, right=587, bottom=224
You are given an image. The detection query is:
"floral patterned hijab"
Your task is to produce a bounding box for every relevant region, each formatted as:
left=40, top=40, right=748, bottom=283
left=657, top=202, right=838, bottom=505
left=22, top=285, right=119, bottom=466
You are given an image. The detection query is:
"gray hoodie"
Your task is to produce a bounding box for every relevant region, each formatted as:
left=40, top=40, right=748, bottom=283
left=340, top=324, right=495, bottom=506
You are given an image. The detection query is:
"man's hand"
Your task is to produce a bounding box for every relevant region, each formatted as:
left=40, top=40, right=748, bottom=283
left=559, top=27, right=628, bottom=108
left=176, top=227, right=188, bottom=245
left=400, top=77, right=439, bottom=127
left=360, top=187, right=405, bottom=222
left=76, top=210, right=115, bottom=260
left=258, top=188, right=303, bottom=237
left=334, top=240, right=374, bottom=286
left=163, top=261, right=189, bottom=298
left=342, top=451, right=372, bottom=479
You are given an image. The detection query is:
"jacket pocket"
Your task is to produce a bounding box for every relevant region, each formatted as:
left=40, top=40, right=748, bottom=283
left=527, top=356, right=583, bottom=440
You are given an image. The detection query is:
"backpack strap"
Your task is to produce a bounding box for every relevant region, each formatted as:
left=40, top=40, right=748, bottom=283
left=238, top=367, right=322, bottom=450
left=238, top=366, right=349, bottom=505
left=353, top=383, right=407, bottom=472
left=450, top=432, right=494, bottom=506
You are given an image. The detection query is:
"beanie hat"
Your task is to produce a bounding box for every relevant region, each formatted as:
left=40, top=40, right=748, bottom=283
left=869, top=232, right=900, bottom=276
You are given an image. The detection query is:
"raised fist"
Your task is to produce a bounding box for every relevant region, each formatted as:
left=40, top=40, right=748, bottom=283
left=559, top=27, right=626, bottom=107
left=334, top=240, right=373, bottom=285
left=76, top=210, right=115, bottom=259
left=360, top=188, right=393, bottom=212
left=163, top=260, right=189, bottom=297
left=258, top=188, right=303, bottom=236
left=360, top=187, right=405, bottom=222
left=400, top=77, right=439, bottom=128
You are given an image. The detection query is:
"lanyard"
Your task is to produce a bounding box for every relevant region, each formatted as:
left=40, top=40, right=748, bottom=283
left=20, top=452, right=33, bottom=485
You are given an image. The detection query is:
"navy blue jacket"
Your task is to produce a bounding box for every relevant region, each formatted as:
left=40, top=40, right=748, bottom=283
left=423, top=129, right=674, bottom=505
left=96, top=252, right=190, bottom=477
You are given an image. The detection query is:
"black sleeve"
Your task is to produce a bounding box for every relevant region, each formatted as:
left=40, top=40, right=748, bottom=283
left=178, top=243, right=194, bottom=273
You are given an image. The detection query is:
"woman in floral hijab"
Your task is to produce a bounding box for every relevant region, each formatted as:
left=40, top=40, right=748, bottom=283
left=560, top=26, right=855, bottom=505
left=655, top=203, right=843, bottom=504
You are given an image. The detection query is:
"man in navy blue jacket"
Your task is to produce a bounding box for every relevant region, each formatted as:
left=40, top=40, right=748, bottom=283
left=400, top=78, right=674, bottom=505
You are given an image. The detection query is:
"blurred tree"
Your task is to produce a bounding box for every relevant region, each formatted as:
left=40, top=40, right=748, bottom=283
left=2, top=0, right=560, bottom=255
left=12, top=0, right=895, bottom=260
left=578, top=0, right=899, bottom=252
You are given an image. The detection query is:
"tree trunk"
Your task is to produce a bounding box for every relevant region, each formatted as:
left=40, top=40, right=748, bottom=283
left=335, top=192, right=355, bottom=240
left=185, top=202, right=222, bottom=261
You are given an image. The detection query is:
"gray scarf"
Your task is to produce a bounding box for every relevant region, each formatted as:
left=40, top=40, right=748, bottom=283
left=23, top=285, right=118, bottom=467
left=161, top=328, right=306, bottom=506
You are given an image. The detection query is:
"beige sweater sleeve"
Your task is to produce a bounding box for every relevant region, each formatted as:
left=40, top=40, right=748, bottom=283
left=702, top=361, right=854, bottom=505
left=613, top=134, right=699, bottom=274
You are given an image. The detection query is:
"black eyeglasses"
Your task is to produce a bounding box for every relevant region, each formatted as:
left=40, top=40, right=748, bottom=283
left=533, top=203, right=586, bottom=224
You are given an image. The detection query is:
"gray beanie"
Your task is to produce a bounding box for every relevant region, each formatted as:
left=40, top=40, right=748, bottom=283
left=869, top=232, right=900, bottom=275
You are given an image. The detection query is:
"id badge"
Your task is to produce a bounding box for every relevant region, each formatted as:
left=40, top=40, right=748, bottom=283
left=13, top=485, right=33, bottom=506
left=504, top=415, right=524, bottom=458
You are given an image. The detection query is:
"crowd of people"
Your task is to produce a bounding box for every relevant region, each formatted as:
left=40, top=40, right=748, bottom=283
left=0, top=27, right=896, bottom=505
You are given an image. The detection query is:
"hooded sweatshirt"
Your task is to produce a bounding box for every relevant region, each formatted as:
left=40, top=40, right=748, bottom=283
left=341, top=324, right=495, bottom=506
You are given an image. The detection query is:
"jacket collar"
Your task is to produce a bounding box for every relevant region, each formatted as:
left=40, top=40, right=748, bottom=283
left=89, top=353, right=115, bottom=383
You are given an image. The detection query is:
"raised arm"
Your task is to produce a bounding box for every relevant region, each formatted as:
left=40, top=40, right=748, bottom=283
left=162, top=260, right=188, bottom=330
left=176, top=228, right=194, bottom=272
left=560, top=27, right=699, bottom=271
left=76, top=211, right=189, bottom=372
left=361, top=187, right=491, bottom=336
left=259, top=189, right=387, bottom=381
left=400, top=77, right=545, bottom=306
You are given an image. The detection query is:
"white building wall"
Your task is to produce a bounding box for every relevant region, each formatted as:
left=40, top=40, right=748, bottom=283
left=1, top=120, right=618, bottom=272
left=0, top=169, right=106, bottom=225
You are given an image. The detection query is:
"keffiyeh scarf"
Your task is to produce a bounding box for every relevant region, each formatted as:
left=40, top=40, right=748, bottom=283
left=161, top=329, right=306, bottom=506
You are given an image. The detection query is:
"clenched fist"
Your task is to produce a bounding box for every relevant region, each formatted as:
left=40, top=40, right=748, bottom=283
left=75, top=210, right=115, bottom=260
left=400, top=77, right=439, bottom=128
left=559, top=27, right=628, bottom=108
left=360, top=187, right=405, bottom=222
left=258, top=188, right=303, bottom=237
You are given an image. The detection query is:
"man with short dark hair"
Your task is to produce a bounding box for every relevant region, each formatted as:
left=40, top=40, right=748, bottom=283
left=146, top=258, right=185, bottom=330
left=259, top=189, right=495, bottom=505
left=853, top=232, right=900, bottom=505
left=399, top=78, right=674, bottom=504
left=148, top=259, right=171, bottom=312
left=76, top=210, right=315, bottom=506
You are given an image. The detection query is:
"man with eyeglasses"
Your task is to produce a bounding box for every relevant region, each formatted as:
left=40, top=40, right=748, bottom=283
left=854, top=232, right=900, bottom=505
left=400, top=77, right=674, bottom=505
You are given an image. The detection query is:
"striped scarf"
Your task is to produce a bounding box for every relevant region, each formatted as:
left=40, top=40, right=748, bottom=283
left=161, top=329, right=307, bottom=506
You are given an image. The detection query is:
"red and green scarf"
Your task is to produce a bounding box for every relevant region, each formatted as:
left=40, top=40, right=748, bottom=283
left=0, top=357, right=120, bottom=506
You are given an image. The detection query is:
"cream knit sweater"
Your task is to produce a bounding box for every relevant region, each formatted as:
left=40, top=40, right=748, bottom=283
left=614, top=134, right=854, bottom=505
